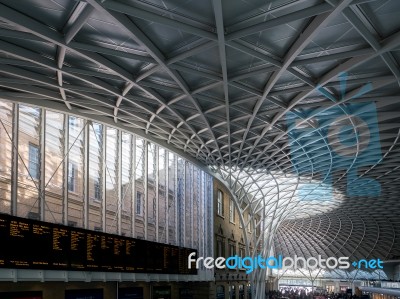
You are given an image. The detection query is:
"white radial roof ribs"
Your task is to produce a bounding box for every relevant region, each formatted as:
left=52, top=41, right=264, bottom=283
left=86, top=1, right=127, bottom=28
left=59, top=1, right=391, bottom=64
left=0, top=0, right=399, bottom=262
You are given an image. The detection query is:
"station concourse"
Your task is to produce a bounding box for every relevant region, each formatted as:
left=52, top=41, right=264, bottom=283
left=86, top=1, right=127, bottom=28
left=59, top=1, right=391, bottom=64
left=0, top=0, right=399, bottom=298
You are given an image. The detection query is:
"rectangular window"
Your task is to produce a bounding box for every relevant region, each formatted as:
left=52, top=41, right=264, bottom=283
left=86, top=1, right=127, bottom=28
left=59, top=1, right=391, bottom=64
left=152, top=197, right=156, bottom=222
left=239, top=246, right=245, bottom=258
left=217, top=238, right=225, bottom=257
left=68, top=162, right=76, bottom=192
left=229, top=198, right=235, bottom=223
left=69, top=116, right=77, bottom=130
left=217, top=190, right=223, bottom=216
left=229, top=242, right=236, bottom=256
left=247, top=214, right=252, bottom=233
left=28, top=143, right=39, bottom=180
left=94, top=179, right=101, bottom=201
left=136, top=191, right=142, bottom=215
left=148, top=197, right=156, bottom=223
left=239, top=246, right=245, bottom=270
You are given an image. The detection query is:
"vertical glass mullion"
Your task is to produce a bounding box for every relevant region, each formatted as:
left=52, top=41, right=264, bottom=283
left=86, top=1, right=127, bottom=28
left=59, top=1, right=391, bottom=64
left=63, top=114, right=69, bottom=225
left=101, top=126, right=106, bottom=231
left=144, top=140, right=148, bottom=240
left=121, top=132, right=133, bottom=237
left=147, top=142, right=156, bottom=241
left=194, top=167, right=200, bottom=250
left=164, top=149, right=169, bottom=244
left=202, top=172, right=206, bottom=258
left=208, top=175, right=213, bottom=258
left=17, top=105, right=40, bottom=219
left=174, top=155, right=178, bottom=246
left=83, top=121, right=90, bottom=229
left=131, top=135, right=136, bottom=238
left=158, top=147, right=166, bottom=243
left=177, top=157, right=185, bottom=247
left=155, top=145, right=159, bottom=242
left=88, top=122, right=102, bottom=231
left=134, top=137, right=145, bottom=238
left=10, top=103, right=18, bottom=215
left=105, top=127, right=118, bottom=234
left=44, top=111, right=64, bottom=224
left=0, top=101, right=15, bottom=215
left=117, top=130, right=122, bottom=235
left=185, top=162, right=192, bottom=248
left=39, top=108, right=46, bottom=220
left=152, top=145, right=160, bottom=242
left=168, top=151, right=176, bottom=245
left=67, top=116, right=85, bottom=228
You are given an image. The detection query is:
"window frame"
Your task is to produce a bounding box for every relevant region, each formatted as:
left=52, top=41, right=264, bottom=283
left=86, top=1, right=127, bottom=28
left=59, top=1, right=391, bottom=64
left=216, top=236, right=225, bottom=257
left=229, top=198, right=235, bottom=223
left=228, top=241, right=236, bottom=257
left=136, top=191, right=143, bottom=216
left=247, top=213, right=252, bottom=233
left=217, top=189, right=224, bottom=217
left=93, top=178, right=101, bottom=201
left=28, top=143, right=39, bottom=180
left=67, top=161, right=76, bottom=192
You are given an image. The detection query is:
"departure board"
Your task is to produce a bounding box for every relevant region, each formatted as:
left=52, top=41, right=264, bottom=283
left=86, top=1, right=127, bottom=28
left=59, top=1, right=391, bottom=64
left=0, top=213, right=197, bottom=275
left=0, top=291, right=43, bottom=299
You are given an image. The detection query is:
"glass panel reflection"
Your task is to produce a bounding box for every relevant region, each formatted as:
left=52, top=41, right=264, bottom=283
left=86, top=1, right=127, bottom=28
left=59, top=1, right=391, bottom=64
left=0, top=102, right=13, bottom=214
left=18, top=105, right=40, bottom=219
left=44, top=111, right=64, bottom=224
left=68, top=116, right=85, bottom=227
left=105, top=127, right=118, bottom=234
left=0, top=101, right=213, bottom=260
left=89, top=122, right=103, bottom=231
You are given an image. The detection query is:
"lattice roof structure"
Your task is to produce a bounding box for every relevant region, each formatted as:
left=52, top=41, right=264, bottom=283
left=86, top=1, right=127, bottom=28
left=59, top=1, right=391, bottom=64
left=0, top=1, right=400, bottom=294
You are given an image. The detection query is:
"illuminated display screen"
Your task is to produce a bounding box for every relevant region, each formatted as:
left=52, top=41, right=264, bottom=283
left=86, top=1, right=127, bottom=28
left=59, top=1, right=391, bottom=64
left=65, top=289, right=103, bottom=299
left=118, top=287, right=144, bottom=299
left=0, top=214, right=196, bottom=275
left=0, top=291, right=42, bottom=299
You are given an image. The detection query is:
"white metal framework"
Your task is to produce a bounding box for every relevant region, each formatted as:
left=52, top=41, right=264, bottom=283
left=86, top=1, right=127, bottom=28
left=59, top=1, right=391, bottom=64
left=0, top=0, right=400, bottom=298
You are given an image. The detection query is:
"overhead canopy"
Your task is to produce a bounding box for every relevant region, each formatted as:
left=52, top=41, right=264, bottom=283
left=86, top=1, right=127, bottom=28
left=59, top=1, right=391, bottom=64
left=0, top=0, right=399, bottom=264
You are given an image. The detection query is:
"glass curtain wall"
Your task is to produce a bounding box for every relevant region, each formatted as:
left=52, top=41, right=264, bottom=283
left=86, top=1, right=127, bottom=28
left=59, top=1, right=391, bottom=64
left=0, top=101, right=213, bottom=259
left=0, top=102, right=12, bottom=213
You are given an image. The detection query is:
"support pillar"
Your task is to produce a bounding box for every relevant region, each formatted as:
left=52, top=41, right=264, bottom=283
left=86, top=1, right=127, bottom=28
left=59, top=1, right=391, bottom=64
left=11, top=103, right=19, bottom=216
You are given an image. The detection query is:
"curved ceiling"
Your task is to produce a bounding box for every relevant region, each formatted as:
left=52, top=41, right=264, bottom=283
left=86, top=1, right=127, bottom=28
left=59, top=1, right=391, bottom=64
left=0, top=0, right=400, bottom=264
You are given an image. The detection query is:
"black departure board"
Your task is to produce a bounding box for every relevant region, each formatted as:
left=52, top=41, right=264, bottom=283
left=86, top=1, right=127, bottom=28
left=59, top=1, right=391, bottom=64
left=0, top=213, right=197, bottom=275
